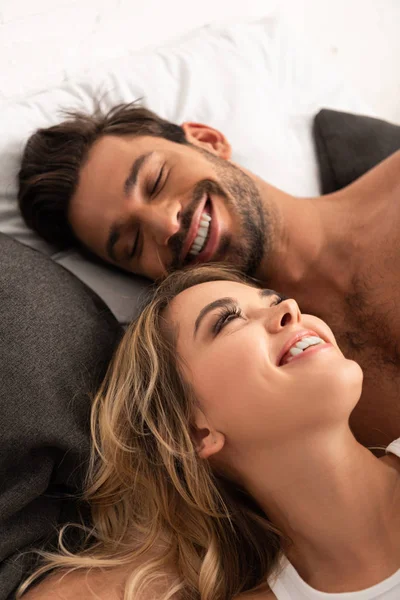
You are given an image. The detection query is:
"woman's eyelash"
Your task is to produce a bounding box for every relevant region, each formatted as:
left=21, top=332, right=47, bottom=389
left=213, top=295, right=285, bottom=334
left=213, top=306, right=243, bottom=334
left=271, top=295, right=284, bottom=306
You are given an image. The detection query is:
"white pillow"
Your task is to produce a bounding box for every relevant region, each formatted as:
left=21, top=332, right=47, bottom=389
left=0, top=15, right=373, bottom=324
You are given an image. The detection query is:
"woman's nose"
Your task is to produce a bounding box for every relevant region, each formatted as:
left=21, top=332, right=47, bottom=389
left=267, top=298, right=301, bottom=332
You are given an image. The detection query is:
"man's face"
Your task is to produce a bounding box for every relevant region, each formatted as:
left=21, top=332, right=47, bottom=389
left=69, top=133, right=268, bottom=280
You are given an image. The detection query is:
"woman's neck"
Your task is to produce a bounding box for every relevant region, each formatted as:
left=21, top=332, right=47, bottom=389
left=238, top=426, right=400, bottom=590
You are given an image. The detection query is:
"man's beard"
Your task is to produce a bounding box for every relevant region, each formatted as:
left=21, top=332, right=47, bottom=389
left=169, top=146, right=272, bottom=278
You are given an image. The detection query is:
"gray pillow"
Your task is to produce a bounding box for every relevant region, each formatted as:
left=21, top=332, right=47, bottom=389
left=313, top=109, right=400, bottom=193
left=0, top=233, right=122, bottom=599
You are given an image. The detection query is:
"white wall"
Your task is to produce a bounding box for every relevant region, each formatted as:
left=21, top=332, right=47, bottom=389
left=0, top=0, right=399, bottom=123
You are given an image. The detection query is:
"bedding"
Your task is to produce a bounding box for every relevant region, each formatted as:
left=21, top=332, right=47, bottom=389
left=0, top=233, right=122, bottom=599
left=0, top=16, right=372, bottom=325
left=314, top=109, right=400, bottom=194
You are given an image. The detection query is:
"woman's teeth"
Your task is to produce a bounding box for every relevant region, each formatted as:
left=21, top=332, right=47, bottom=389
left=288, top=336, right=324, bottom=357
left=189, top=212, right=212, bottom=256
left=279, top=336, right=324, bottom=366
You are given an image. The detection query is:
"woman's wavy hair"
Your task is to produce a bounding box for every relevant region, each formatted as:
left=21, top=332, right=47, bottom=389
left=17, top=264, right=386, bottom=599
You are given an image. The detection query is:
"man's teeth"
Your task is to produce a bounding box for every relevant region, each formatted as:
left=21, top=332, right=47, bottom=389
left=189, top=212, right=212, bottom=256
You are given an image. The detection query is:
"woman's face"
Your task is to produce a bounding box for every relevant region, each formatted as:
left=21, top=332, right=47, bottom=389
left=166, top=280, right=363, bottom=452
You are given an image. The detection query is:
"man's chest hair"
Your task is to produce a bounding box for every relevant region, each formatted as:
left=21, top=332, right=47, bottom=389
left=320, top=148, right=400, bottom=368
left=329, top=269, right=400, bottom=373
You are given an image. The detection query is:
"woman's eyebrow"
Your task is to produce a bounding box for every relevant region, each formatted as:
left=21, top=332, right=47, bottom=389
left=193, top=289, right=277, bottom=337
left=259, top=288, right=277, bottom=299
left=194, top=297, right=236, bottom=338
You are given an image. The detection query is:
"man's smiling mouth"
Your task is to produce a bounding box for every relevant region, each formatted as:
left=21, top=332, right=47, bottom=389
left=188, top=207, right=211, bottom=257
left=185, top=197, right=223, bottom=268
left=181, top=195, right=215, bottom=266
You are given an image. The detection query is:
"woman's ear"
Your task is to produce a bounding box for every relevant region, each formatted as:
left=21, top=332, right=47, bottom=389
left=181, top=122, right=232, bottom=160
left=191, top=407, right=225, bottom=460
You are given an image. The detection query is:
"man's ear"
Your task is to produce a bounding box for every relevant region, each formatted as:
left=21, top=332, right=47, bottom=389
left=181, top=122, right=232, bottom=160
left=191, top=407, right=225, bottom=460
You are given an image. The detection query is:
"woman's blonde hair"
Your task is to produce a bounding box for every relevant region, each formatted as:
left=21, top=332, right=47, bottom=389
left=17, top=263, right=386, bottom=599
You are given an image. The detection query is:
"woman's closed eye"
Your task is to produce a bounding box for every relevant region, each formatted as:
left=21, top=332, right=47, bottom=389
left=213, top=306, right=244, bottom=334
left=212, top=294, right=285, bottom=335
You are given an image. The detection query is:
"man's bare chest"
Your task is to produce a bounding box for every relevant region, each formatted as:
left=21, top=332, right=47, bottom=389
left=305, top=267, right=400, bottom=445
left=336, top=284, right=400, bottom=368
left=304, top=177, right=400, bottom=371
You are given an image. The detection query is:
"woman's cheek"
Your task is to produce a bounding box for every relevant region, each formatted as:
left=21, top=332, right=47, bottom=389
left=196, top=344, right=259, bottom=405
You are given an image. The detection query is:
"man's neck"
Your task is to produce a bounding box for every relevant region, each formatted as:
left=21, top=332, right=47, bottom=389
left=254, top=183, right=352, bottom=298
left=251, top=163, right=398, bottom=318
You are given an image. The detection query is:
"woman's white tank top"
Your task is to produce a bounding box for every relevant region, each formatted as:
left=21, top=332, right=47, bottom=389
left=267, top=437, right=400, bottom=599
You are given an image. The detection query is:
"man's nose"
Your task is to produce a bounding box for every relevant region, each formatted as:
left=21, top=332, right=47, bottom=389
left=138, top=203, right=181, bottom=246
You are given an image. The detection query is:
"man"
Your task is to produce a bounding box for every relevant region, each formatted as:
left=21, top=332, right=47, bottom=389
left=18, top=101, right=400, bottom=449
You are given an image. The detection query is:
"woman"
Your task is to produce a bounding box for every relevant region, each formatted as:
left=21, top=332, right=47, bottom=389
left=19, top=264, right=400, bottom=599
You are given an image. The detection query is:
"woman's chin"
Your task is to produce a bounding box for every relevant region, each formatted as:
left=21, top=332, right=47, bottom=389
left=325, top=357, right=364, bottom=400
left=301, top=354, right=363, bottom=401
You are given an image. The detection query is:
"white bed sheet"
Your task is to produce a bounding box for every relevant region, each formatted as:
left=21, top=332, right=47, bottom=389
left=0, top=15, right=373, bottom=323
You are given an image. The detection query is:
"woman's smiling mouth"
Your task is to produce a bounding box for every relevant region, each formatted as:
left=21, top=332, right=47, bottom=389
left=280, top=340, right=333, bottom=366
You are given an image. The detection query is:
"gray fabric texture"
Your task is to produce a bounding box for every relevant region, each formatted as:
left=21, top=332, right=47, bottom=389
left=313, top=109, right=400, bottom=194
left=0, top=233, right=122, bottom=599
left=53, top=249, right=150, bottom=326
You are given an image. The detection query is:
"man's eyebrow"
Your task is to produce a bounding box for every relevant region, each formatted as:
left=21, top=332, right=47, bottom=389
left=105, top=152, right=154, bottom=262
left=193, top=288, right=277, bottom=337
left=124, top=151, right=154, bottom=198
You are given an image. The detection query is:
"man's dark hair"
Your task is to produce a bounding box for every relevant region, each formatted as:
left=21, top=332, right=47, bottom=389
left=18, top=101, right=188, bottom=249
